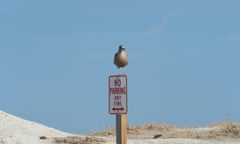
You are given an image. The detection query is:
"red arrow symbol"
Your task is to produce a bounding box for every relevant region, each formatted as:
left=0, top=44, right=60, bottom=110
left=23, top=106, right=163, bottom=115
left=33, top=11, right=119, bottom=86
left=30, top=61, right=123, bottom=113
left=112, top=108, right=124, bottom=111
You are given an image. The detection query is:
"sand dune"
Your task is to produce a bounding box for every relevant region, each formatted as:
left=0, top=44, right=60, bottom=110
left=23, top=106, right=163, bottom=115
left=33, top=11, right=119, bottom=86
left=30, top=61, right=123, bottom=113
left=1, top=110, right=240, bottom=144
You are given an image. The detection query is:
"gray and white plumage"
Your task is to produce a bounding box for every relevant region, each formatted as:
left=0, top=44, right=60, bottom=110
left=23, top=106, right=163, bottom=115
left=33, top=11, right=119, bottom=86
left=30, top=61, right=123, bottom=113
left=114, top=45, right=128, bottom=68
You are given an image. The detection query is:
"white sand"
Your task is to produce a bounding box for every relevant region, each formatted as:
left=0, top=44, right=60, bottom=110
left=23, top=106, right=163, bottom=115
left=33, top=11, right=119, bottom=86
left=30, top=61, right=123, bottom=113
left=0, top=111, right=72, bottom=144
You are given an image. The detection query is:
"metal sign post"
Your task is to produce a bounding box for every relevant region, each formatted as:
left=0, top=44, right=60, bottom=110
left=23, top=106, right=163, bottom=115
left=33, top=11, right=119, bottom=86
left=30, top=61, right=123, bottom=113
left=109, top=74, right=128, bottom=144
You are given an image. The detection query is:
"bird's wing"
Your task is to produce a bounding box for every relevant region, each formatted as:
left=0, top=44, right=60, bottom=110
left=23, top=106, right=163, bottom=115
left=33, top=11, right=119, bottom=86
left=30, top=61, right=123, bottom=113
left=114, top=53, right=118, bottom=65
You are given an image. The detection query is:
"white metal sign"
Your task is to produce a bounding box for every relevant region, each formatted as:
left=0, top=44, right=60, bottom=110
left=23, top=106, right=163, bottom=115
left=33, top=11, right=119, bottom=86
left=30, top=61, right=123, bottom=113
left=109, top=74, right=128, bottom=114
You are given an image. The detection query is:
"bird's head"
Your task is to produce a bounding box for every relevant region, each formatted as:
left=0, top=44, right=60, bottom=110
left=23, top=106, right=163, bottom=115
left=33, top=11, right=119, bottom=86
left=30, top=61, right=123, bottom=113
left=119, top=45, right=126, bottom=51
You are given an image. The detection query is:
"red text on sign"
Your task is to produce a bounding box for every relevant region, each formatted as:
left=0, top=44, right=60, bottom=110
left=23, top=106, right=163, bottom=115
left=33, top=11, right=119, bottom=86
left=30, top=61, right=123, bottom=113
left=114, top=78, right=121, bottom=87
left=109, top=87, right=127, bottom=94
left=114, top=96, right=122, bottom=106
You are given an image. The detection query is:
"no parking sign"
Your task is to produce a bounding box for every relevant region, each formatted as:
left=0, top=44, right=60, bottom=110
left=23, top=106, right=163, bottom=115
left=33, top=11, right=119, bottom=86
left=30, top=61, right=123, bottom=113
left=108, top=74, right=128, bottom=114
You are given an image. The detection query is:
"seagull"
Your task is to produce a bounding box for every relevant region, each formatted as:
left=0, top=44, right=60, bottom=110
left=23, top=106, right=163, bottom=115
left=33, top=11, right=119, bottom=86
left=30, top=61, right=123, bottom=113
left=114, top=45, right=128, bottom=68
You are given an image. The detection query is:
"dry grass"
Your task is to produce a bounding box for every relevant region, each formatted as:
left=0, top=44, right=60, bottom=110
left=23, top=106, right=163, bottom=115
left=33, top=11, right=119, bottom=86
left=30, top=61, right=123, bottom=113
left=90, top=121, right=240, bottom=140
left=90, top=123, right=176, bottom=136
left=52, top=121, right=240, bottom=144
left=213, top=121, right=240, bottom=138
left=54, top=136, right=105, bottom=144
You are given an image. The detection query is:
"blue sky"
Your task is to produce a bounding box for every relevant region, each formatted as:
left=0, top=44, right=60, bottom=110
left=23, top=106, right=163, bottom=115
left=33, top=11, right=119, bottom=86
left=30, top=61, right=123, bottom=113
left=1, top=1, right=240, bottom=134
